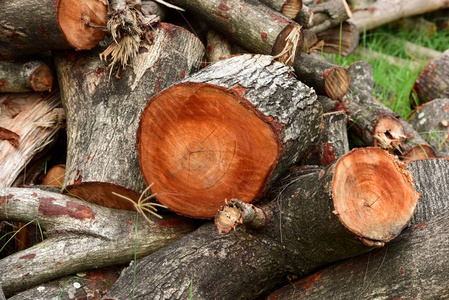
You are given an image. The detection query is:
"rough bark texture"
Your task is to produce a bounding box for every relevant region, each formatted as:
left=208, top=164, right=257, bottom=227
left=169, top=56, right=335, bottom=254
left=349, top=0, right=449, bottom=33
left=316, top=21, right=359, bottom=56
left=308, top=0, right=351, bottom=34
left=259, top=0, right=303, bottom=19
left=293, top=53, right=351, bottom=100
left=206, top=29, right=232, bottom=64
left=167, top=0, right=303, bottom=66
left=408, top=98, right=449, bottom=154
left=267, top=209, right=449, bottom=300
left=137, top=54, right=321, bottom=218
left=104, top=147, right=419, bottom=300
left=0, top=61, right=53, bottom=93
left=413, top=50, right=449, bottom=106
left=0, top=0, right=107, bottom=60
left=406, top=158, right=449, bottom=225
left=54, top=23, right=204, bottom=209
left=301, top=111, right=349, bottom=166
left=8, top=267, right=123, bottom=300
left=0, top=92, right=65, bottom=187
left=0, top=187, right=195, bottom=297
left=342, top=61, right=435, bottom=160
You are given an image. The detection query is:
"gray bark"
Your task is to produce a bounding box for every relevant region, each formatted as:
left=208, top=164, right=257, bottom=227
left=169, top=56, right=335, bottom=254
left=0, top=187, right=195, bottom=297
left=0, top=61, right=53, bottom=93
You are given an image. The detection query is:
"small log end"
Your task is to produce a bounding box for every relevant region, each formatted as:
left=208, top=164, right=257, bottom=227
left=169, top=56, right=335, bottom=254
left=324, top=66, right=351, bottom=100
left=30, top=65, right=54, bottom=92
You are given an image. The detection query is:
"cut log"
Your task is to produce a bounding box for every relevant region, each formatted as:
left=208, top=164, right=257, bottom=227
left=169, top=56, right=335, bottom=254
left=342, top=61, right=436, bottom=160
left=40, top=164, right=66, bottom=187
left=0, top=187, right=195, bottom=297
left=267, top=209, right=449, bottom=300
left=8, top=267, right=123, bottom=300
left=308, top=0, right=352, bottom=34
left=0, top=0, right=107, bottom=60
left=316, top=21, right=359, bottom=56
left=104, top=147, right=419, bottom=299
left=0, top=92, right=65, bottom=187
left=259, top=0, right=303, bottom=19
left=295, top=4, right=313, bottom=28
left=54, top=23, right=204, bottom=209
left=206, top=29, right=232, bottom=64
left=349, top=0, right=449, bottom=33
left=301, top=111, right=349, bottom=166
left=413, top=49, right=449, bottom=106
left=408, top=98, right=449, bottom=154
left=137, top=54, right=322, bottom=218
left=167, top=0, right=304, bottom=66
left=293, top=53, right=351, bottom=100
left=0, top=61, right=53, bottom=93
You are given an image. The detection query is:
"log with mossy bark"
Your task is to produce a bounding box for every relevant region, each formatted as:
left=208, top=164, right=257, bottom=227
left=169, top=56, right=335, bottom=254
left=408, top=98, right=449, bottom=155
left=0, top=61, right=53, bottom=93
left=0, top=92, right=65, bottom=187
left=267, top=209, right=449, bottom=300
left=0, top=0, right=107, bottom=60
left=340, top=61, right=435, bottom=160
left=166, top=0, right=304, bottom=66
left=413, top=50, right=449, bottom=107
left=54, top=23, right=204, bottom=210
left=293, top=53, right=351, bottom=100
left=0, top=187, right=195, bottom=297
left=103, top=147, right=419, bottom=300
left=137, top=54, right=322, bottom=219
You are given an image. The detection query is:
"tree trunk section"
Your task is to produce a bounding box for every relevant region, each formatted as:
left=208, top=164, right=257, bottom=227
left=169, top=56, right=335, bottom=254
left=349, top=0, right=449, bottom=33
left=267, top=209, right=449, bottom=300
left=342, top=61, right=435, bottom=160
left=167, top=0, right=304, bottom=66
left=137, top=54, right=322, bottom=218
left=259, top=0, right=303, bottom=19
left=103, top=147, right=419, bottom=300
left=294, top=4, right=313, bottom=28
left=408, top=98, right=449, bottom=154
left=0, top=187, right=195, bottom=297
left=54, top=23, right=204, bottom=209
left=308, top=0, right=351, bottom=34
left=413, top=50, right=449, bottom=106
left=0, top=0, right=107, bottom=60
left=293, top=53, right=351, bottom=100
left=316, top=21, right=359, bottom=56
left=0, top=61, right=53, bottom=93
left=0, top=92, right=64, bottom=187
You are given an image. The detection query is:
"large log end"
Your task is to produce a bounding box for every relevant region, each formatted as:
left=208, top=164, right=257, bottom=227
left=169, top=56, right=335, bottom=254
left=57, top=0, right=108, bottom=50
left=332, top=147, right=420, bottom=243
left=137, top=82, right=281, bottom=218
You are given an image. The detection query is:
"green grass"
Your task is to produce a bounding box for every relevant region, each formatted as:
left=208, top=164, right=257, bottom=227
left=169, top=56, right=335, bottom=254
left=329, top=19, right=448, bottom=119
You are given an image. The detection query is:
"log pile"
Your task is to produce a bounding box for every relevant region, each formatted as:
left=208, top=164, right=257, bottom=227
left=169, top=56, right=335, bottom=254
left=1, top=1, right=448, bottom=299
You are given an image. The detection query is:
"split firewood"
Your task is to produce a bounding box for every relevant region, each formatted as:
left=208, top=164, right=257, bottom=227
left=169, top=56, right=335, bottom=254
left=307, top=0, right=352, bottom=34
left=0, top=187, right=195, bottom=297
left=54, top=23, right=204, bottom=209
left=341, top=61, right=435, bottom=160
left=267, top=209, right=449, bottom=300
left=0, top=61, right=53, bottom=93
left=300, top=111, right=349, bottom=166
left=104, top=147, right=419, bottom=299
left=0, top=0, right=107, bottom=60
left=0, top=92, right=65, bottom=187
left=206, top=30, right=232, bottom=64
left=408, top=98, right=449, bottom=155
left=349, top=0, right=449, bottom=33
left=293, top=53, right=351, bottom=100
left=137, top=54, right=322, bottom=218
left=316, top=21, right=359, bottom=56
left=167, top=0, right=304, bottom=66
left=8, top=267, right=123, bottom=300
left=259, top=0, right=303, bottom=19
left=295, top=4, right=313, bottom=28
left=413, top=49, right=449, bottom=107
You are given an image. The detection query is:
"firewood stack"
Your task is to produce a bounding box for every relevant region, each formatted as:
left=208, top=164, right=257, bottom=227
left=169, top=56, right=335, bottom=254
left=0, top=0, right=448, bottom=299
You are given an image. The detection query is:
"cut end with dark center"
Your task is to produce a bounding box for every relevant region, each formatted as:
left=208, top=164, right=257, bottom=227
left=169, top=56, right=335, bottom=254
left=332, top=147, right=420, bottom=242
left=137, top=82, right=280, bottom=218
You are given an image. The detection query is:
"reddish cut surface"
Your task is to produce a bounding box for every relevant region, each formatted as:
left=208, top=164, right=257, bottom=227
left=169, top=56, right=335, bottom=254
left=58, top=0, right=107, bottom=50
left=332, top=147, right=420, bottom=241
left=138, top=83, right=279, bottom=218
